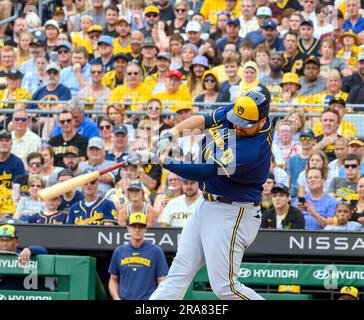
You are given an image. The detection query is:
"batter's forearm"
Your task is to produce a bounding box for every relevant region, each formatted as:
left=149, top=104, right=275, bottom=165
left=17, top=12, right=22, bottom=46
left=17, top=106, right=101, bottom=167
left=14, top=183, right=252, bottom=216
left=162, top=159, right=217, bottom=181
left=171, top=115, right=205, bottom=137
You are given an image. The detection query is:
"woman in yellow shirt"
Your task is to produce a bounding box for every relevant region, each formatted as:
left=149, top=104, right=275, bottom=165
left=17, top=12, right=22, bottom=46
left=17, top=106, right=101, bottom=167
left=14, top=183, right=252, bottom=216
left=109, top=62, right=152, bottom=111
left=336, top=29, right=363, bottom=69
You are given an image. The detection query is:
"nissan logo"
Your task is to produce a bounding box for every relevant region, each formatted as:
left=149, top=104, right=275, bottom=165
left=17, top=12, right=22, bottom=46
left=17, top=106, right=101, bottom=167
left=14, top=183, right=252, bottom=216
left=239, top=268, right=252, bottom=278
left=313, top=270, right=331, bottom=280
left=0, top=294, right=7, bottom=300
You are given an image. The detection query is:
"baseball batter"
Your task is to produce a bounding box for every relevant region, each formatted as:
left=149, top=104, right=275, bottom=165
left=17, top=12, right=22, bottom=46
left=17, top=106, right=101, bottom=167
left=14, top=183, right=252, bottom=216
left=137, top=90, right=272, bottom=300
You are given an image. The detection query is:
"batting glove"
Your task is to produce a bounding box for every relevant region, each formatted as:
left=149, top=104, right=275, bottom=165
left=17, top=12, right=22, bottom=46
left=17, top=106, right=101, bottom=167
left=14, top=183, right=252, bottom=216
left=135, top=150, right=159, bottom=164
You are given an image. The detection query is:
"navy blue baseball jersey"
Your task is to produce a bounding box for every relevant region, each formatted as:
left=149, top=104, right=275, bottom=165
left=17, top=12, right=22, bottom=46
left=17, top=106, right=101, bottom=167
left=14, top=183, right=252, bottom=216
left=0, top=154, right=26, bottom=189
left=67, top=197, right=117, bottom=225
left=28, top=211, right=68, bottom=224
left=108, top=241, right=169, bottom=300
left=163, top=105, right=272, bottom=202
left=58, top=191, right=84, bottom=212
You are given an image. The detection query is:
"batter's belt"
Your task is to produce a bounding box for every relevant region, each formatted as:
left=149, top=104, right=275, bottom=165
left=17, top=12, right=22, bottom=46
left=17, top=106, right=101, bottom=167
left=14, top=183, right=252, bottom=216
left=203, top=192, right=260, bottom=207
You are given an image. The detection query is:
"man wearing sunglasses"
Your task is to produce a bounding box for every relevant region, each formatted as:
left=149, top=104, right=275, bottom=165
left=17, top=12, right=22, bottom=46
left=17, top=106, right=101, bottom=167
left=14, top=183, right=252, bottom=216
left=105, top=124, right=130, bottom=163
left=142, top=6, right=160, bottom=38
left=10, top=109, right=42, bottom=166
left=55, top=40, right=72, bottom=69
left=329, top=154, right=361, bottom=201
left=48, top=110, right=88, bottom=167
left=0, top=130, right=25, bottom=190
left=0, top=224, right=48, bottom=289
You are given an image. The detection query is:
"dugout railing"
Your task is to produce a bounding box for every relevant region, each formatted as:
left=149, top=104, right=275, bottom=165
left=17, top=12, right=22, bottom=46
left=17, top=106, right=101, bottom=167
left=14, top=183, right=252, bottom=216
left=0, top=254, right=107, bottom=300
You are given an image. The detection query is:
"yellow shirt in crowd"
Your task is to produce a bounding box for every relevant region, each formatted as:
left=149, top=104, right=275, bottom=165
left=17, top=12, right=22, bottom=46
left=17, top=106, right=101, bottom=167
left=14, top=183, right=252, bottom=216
left=200, top=0, right=242, bottom=24
left=109, top=83, right=152, bottom=111
left=72, top=32, right=93, bottom=54
left=0, top=185, right=15, bottom=216
left=102, top=70, right=123, bottom=90
left=113, top=38, right=132, bottom=55
left=211, top=65, right=245, bottom=83
left=0, top=88, right=32, bottom=108
left=153, top=87, right=192, bottom=112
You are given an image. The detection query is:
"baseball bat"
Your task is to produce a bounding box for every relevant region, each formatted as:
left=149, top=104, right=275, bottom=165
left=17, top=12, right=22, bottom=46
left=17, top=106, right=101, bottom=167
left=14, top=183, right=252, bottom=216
left=37, top=162, right=127, bottom=201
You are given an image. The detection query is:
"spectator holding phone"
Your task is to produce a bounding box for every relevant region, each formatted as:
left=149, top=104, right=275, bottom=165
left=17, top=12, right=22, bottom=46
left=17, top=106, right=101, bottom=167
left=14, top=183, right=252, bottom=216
left=296, top=167, right=337, bottom=230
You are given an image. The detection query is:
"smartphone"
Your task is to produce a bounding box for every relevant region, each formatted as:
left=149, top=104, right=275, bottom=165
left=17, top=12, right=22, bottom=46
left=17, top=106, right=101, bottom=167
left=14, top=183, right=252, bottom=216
left=298, top=197, right=306, bottom=204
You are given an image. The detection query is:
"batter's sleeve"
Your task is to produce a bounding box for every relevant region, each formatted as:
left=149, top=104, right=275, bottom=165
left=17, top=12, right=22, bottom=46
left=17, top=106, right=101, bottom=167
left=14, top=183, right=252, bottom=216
left=163, top=161, right=217, bottom=181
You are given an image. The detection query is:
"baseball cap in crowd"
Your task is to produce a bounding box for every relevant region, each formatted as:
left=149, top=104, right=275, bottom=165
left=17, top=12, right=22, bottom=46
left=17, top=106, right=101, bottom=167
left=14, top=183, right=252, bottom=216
left=0, top=130, right=11, bottom=139
left=113, top=124, right=128, bottom=135
left=30, top=30, right=45, bottom=46
left=191, top=55, right=209, bottom=68
left=175, top=104, right=193, bottom=113
left=166, top=70, right=183, bottom=80
left=98, top=35, right=114, bottom=46
left=227, top=90, right=270, bottom=128
left=142, top=37, right=158, bottom=49
left=227, top=17, right=240, bottom=26
left=157, top=52, right=171, bottom=62
left=329, top=97, right=346, bottom=107
left=186, top=21, right=201, bottom=33
left=280, top=72, right=301, bottom=89
left=46, top=62, right=61, bottom=73
left=64, top=145, right=79, bottom=156
left=56, top=40, right=71, bottom=51
left=202, top=70, right=218, bottom=81
left=6, top=69, right=23, bottom=79
left=348, top=137, right=364, bottom=147
left=128, top=180, right=144, bottom=191
left=145, top=5, right=160, bottom=15
left=87, top=137, right=104, bottom=149
left=300, top=18, right=313, bottom=28
left=299, top=129, right=315, bottom=139
left=57, top=168, right=75, bottom=179
left=128, top=212, right=147, bottom=226
left=44, top=19, right=60, bottom=30
left=87, top=25, right=103, bottom=33
left=304, top=55, right=320, bottom=68
left=271, top=183, right=289, bottom=194
left=117, top=15, right=131, bottom=25
left=262, top=20, right=277, bottom=30
left=243, top=61, right=258, bottom=72
left=256, top=6, right=272, bottom=18
left=0, top=224, right=18, bottom=239
left=114, top=53, right=130, bottom=62
left=339, top=286, right=359, bottom=299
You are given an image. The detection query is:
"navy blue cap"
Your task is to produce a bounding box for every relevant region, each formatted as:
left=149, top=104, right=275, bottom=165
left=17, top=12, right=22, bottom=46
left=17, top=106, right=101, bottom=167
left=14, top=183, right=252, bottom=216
left=300, top=18, right=314, bottom=28
left=57, top=168, right=75, bottom=179
left=262, top=20, right=277, bottom=30
left=227, top=17, right=240, bottom=26
left=6, top=69, right=23, bottom=79
left=0, top=130, right=11, bottom=139
left=114, top=53, right=129, bottom=62
left=271, top=183, right=289, bottom=194
left=299, top=129, right=315, bottom=139
left=113, top=124, right=128, bottom=135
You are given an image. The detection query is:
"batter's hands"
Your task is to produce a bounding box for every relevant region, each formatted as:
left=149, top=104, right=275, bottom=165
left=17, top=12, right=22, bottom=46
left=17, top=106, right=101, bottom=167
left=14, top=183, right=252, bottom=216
left=154, top=129, right=178, bottom=155
left=18, top=248, right=31, bottom=265
left=135, top=150, right=159, bottom=164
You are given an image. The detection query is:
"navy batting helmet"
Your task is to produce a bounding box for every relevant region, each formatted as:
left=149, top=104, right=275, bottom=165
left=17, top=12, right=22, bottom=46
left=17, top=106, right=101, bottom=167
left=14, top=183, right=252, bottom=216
left=227, top=90, right=270, bottom=128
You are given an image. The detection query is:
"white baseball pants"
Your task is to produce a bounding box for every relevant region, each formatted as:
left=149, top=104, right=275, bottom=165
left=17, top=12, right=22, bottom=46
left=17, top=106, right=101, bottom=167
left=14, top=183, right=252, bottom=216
left=149, top=199, right=264, bottom=300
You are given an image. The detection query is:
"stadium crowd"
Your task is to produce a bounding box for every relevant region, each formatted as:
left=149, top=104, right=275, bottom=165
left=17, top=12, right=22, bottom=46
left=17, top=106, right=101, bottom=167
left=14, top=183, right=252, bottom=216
left=0, top=0, right=364, bottom=232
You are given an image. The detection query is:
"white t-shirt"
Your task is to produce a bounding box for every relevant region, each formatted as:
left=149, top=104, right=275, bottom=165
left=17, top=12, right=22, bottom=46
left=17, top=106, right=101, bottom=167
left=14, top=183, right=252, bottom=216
left=276, top=215, right=285, bottom=230
left=159, top=194, right=203, bottom=228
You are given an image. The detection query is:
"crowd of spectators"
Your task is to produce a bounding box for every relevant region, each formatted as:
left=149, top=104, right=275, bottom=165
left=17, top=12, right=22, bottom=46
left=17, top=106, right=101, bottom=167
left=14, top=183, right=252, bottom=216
left=0, top=0, right=364, bottom=232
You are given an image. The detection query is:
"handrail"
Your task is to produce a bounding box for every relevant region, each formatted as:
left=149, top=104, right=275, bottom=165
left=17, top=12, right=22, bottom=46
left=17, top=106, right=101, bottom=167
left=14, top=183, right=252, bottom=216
left=0, top=0, right=19, bottom=27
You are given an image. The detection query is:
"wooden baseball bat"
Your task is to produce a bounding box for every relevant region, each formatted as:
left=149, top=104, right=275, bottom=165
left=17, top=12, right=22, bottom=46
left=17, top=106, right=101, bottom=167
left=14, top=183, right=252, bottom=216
left=37, top=162, right=127, bottom=201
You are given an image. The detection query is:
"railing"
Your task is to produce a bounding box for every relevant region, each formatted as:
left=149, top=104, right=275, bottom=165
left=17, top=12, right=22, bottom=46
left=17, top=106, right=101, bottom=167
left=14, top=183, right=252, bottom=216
left=0, top=0, right=19, bottom=27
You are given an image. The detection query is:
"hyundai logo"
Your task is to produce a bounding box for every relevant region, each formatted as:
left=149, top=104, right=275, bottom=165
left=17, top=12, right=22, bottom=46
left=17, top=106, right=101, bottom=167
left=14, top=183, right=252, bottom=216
left=313, top=270, right=331, bottom=280
left=0, top=294, right=7, bottom=300
left=238, top=268, right=252, bottom=278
